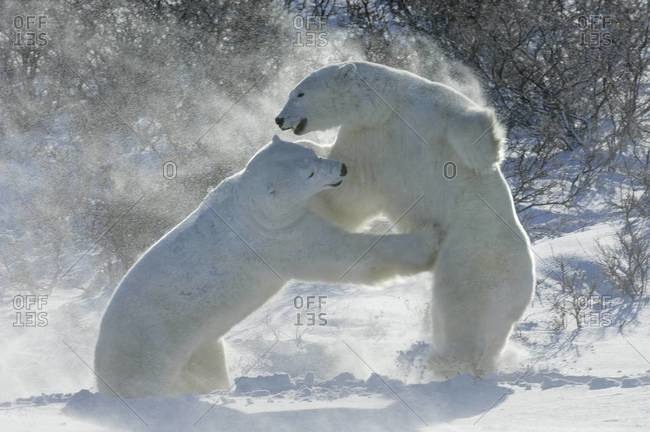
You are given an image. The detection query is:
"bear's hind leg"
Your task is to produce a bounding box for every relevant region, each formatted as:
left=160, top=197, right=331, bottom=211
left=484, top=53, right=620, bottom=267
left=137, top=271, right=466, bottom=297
left=430, top=239, right=507, bottom=377
left=430, top=230, right=533, bottom=378
left=175, top=338, right=229, bottom=394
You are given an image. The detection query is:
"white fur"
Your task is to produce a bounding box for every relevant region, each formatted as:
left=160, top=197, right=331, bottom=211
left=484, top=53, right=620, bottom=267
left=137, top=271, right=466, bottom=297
left=94, top=136, right=439, bottom=397
left=277, top=61, right=535, bottom=377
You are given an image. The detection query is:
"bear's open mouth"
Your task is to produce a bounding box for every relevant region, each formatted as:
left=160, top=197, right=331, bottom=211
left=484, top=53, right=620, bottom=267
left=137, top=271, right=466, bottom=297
left=327, top=180, right=343, bottom=187
left=293, top=118, right=308, bottom=135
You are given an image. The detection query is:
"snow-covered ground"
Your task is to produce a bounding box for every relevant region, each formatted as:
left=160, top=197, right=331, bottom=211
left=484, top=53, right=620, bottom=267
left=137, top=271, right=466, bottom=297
left=2, top=223, right=649, bottom=431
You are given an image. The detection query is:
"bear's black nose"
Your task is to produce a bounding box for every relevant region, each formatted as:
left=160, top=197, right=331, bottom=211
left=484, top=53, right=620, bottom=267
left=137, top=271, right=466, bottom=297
left=275, top=116, right=284, bottom=128
left=340, top=163, right=348, bottom=177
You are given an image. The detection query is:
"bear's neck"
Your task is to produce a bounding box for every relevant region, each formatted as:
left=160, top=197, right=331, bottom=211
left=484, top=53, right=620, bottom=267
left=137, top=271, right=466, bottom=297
left=345, top=67, right=404, bottom=130
left=232, top=184, right=308, bottom=234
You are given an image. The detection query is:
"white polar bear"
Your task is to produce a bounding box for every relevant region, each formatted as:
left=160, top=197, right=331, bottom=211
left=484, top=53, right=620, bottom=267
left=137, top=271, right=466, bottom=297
left=276, top=61, right=535, bottom=376
left=95, top=135, right=439, bottom=397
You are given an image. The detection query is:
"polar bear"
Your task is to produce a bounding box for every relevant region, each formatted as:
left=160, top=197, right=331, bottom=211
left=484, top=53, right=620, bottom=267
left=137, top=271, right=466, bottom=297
left=94, top=135, right=439, bottom=397
left=276, top=61, right=535, bottom=376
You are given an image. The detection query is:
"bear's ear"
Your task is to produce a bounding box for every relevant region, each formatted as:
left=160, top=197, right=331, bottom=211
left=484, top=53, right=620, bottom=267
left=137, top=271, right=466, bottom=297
left=336, top=62, right=357, bottom=80
left=271, top=134, right=281, bottom=144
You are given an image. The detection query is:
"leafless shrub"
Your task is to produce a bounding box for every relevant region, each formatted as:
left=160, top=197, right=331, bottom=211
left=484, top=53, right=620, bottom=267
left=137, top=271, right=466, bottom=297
left=0, top=0, right=290, bottom=296
left=598, top=192, right=650, bottom=299
left=551, top=257, right=599, bottom=330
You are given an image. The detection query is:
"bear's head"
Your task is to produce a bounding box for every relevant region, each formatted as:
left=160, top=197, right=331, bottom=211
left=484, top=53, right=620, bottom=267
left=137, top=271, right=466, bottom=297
left=240, top=135, right=347, bottom=223
left=275, top=62, right=385, bottom=135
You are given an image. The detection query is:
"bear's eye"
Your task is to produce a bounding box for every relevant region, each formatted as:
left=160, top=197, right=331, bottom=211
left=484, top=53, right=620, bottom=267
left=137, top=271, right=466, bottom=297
left=308, top=172, right=314, bottom=178
left=297, top=92, right=305, bottom=98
